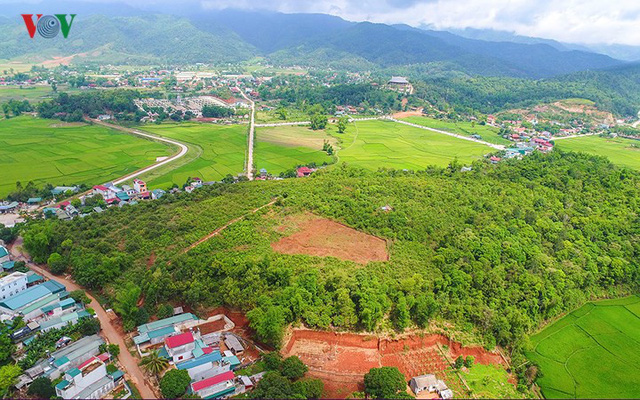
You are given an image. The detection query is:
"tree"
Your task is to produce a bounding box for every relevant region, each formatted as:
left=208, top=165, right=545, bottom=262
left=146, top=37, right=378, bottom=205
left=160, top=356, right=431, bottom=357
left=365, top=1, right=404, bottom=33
left=263, top=352, right=283, bottom=371
left=160, top=369, right=190, bottom=398
left=0, top=364, right=21, bottom=396
left=310, top=114, right=328, bottom=130
left=280, top=356, right=308, bottom=380
left=0, top=326, right=15, bottom=364
left=69, top=290, right=91, bottom=305
left=337, top=116, right=348, bottom=133
left=140, top=350, right=169, bottom=376
left=247, top=306, right=286, bottom=349
left=249, top=371, right=295, bottom=399
left=412, top=294, right=437, bottom=328
left=454, top=356, right=464, bottom=369
left=47, top=252, right=66, bottom=274
left=464, top=355, right=475, bottom=368
left=292, top=378, right=324, bottom=398
left=363, top=367, right=406, bottom=399
left=113, top=282, right=141, bottom=332
left=27, top=377, right=55, bottom=399
left=76, top=317, right=100, bottom=336
left=392, top=294, right=410, bottom=331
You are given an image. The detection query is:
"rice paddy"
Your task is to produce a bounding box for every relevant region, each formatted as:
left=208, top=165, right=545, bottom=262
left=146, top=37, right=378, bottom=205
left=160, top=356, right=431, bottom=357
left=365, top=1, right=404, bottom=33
left=555, top=136, right=640, bottom=170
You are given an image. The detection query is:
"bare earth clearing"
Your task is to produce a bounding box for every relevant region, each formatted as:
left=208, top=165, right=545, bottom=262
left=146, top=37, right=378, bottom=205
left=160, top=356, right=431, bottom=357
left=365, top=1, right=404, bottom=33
left=283, top=329, right=506, bottom=398
left=271, top=213, right=388, bottom=264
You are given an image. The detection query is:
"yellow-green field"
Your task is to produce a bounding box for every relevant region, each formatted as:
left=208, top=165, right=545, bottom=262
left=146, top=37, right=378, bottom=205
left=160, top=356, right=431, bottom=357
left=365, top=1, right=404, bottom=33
left=254, top=125, right=336, bottom=174
left=138, top=122, right=248, bottom=189
left=527, top=296, right=640, bottom=398
left=402, top=116, right=510, bottom=146
left=332, top=119, right=493, bottom=170
left=555, top=136, right=640, bottom=170
left=0, top=116, right=171, bottom=197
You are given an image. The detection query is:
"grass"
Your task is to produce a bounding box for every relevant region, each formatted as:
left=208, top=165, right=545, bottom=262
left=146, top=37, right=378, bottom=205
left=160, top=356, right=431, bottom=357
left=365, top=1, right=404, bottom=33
left=0, top=116, right=171, bottom=197
left=526, top=295, right=640, bottom=398
left=402, top=116, right=510, bottom=146
left=555, top=136, right=640, bottom=170
left=331, top=119, right=493, bottom=170
left=137, top=122, right=247, bottom=189
left=0, top=85, right=81, bottom=103
left=461, top=364, right=522, bottom=398
left=254, top=125, right=336, bottom=174
left=255, top=108, right=310, bottom=124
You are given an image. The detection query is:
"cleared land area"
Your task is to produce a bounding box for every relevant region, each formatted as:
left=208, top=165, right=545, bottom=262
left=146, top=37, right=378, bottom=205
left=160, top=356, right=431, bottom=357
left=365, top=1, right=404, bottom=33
left=0, top=116, right=170, bottom=197
left=254, top=125, right=336, bottom=174
left=138, top=122, right=247, bottom=189
left=271, top=213, right=388, bottom=264
left=283, top=329, right=509, bottom=399
left=333, top=119, right=492, bottom=170
left=527, top=296, right=640, bottom=399
left=555, top=136, right=640, bottom=170
left=402, top=116, right=510, bottom=146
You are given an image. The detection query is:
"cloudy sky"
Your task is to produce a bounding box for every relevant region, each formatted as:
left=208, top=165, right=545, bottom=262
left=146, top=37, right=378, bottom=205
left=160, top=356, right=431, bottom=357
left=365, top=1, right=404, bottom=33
left=196, top=0, right=640, bottom=46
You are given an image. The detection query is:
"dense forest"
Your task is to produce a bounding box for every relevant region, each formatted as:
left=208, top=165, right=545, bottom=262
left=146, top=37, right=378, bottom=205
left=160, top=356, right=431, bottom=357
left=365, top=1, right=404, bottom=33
left=21, top=151, right=640, bottom=377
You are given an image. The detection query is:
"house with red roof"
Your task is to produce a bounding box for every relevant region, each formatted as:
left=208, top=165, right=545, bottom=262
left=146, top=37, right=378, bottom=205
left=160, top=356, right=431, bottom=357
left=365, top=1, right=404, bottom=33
left=490, top=156, right=502, bottom=164
left=297, top=167, right=315, bottom=178
left=165, top=331, right=196, bottom=363
left=191, top=371, right=236, bottom=399
left=133, top=179, right=147, bottom=193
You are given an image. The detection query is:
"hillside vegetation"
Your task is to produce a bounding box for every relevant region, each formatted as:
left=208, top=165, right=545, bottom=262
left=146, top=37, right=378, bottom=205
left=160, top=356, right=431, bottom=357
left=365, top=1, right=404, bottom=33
left=22, top=152, right=640, bottom=369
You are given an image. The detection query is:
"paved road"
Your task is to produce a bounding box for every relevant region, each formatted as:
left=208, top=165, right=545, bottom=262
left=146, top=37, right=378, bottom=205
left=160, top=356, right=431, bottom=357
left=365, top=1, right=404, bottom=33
left=388, top=117, right=506, bottom=150
left=239, top=92, right=256, bottom=180
left=89, top=118, right=189, bottom=185
left=8, top=238, right=158, bottom=399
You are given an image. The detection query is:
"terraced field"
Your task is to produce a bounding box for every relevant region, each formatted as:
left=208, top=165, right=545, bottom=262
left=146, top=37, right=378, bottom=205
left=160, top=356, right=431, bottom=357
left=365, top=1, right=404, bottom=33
left=0, top=116, right=171, bottom=197
left=527, top=296, right=640, bottom=398
left=402, top=116, right=510, bottom=146
left=138, top=122, right=247, bottom=189
left=254, top=125, right=336, bottom=175
left=333, top=119, right=493, bottom=170
left=555, top=136, right=640, bottom=170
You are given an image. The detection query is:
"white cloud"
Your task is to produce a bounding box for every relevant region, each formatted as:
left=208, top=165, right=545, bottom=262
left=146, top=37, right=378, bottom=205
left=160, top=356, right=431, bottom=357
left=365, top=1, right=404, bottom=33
left=199, top=0, right=640, bottom=45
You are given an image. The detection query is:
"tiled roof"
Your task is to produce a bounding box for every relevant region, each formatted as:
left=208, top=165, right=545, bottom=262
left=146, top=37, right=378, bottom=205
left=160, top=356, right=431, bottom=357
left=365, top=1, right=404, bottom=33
left=192, top=371, right=234, bottom=391
left=165, top=331, right=194, bottom=348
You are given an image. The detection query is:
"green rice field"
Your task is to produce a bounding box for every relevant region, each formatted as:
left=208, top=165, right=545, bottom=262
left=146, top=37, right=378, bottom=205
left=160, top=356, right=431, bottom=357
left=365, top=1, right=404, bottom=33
left=138, top=122, right=247, bottom=189
left=254, top=125, right=336, bottom=175
left=555, top=136, right=640, bottom=170
left=527, top=296, right=640, bottom=398
left=402, top=116, right=510, bottom=145
left=333, top=119, right=493, bottom=170
left=0, top=116, right=171, bottom=197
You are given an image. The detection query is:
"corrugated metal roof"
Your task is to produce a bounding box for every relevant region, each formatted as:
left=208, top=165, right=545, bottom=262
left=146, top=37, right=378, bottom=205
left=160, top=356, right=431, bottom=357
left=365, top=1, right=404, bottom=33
left=0, top=284, right=53, bottom=310
left=137, top=313, right=197, bottom=333
left=176, top=351, right=222, bottom=370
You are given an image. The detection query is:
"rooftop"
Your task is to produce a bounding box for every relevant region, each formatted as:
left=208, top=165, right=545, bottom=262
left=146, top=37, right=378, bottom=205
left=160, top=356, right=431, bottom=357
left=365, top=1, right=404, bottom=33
left=191, top=371, right=235, bottom=392
left=137, top=313, right=198, bottom=333
left=176, top=351, right=222, bottom=370
left=165, top=331, right=194, bottom=349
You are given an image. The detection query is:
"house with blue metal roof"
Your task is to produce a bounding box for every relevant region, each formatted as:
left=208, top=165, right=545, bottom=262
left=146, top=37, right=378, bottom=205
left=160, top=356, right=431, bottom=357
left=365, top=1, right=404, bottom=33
left=0, top=245, right=10, bottom=263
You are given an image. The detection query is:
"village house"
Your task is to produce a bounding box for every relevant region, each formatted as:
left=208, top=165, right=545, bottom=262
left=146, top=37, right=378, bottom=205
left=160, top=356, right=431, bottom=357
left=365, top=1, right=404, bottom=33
left=191, top=370, right=236, bottom=399
left=55, top=355, right=123, bottom=399
left=296, top=166, right=315, bottom=178
left=409, top=374, right=453, bottom=399
left=0, top=245, right=11, bottom=264
left=0, top=272, right=28, bottom=301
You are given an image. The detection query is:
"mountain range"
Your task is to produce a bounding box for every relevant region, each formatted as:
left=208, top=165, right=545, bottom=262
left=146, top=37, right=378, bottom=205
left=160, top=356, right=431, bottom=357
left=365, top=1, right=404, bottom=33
left=0, top=6, right=635, bottom=79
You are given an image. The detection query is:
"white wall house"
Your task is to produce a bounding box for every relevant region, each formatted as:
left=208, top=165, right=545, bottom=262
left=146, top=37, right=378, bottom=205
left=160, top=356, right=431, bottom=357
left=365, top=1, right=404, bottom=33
left=0, top=272, right=27, bottom=301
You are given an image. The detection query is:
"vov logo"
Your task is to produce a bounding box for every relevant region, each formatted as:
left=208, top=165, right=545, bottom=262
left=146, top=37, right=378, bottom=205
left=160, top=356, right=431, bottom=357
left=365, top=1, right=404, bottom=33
left=21, top=14, right=76, bottom=39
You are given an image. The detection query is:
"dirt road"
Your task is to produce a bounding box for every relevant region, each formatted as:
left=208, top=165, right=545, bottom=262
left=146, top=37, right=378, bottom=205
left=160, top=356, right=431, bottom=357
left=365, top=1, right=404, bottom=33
left=8, top=238, right=158, bottom=399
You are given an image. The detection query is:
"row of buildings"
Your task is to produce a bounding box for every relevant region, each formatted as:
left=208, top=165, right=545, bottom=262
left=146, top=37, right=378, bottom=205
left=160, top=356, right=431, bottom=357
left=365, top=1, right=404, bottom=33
left=133, top=312, right=263, bottom=398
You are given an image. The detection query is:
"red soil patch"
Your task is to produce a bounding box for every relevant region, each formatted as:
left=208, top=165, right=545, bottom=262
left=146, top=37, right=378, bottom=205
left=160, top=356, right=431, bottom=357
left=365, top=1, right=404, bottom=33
left=392, top=108, right=423, bottom=119
left=271, top=214, right=388, bottom=264
left=282, top=329, right=506, bottom=399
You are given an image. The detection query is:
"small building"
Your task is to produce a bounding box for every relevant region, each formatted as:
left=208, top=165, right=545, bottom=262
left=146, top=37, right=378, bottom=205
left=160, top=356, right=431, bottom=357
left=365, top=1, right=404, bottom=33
left=55, top=356, right=120, bottom=399
left=51, top=186, right=79, bottom=196
left=0, top=272, right=28, bottom=301
left=133, top=179, right=147, bottom=193
left=296, top=167, right=314, bottom=178
left=224, top=335, right=244, bottom=355
left=409, top=374, right=453, bottom=399
left=0, top=245, right=12, bottom=265
left=165, top=331, right=196, bottom=363
left=151, top=189, right=166, bottom=200
left=490, top=156, right=501, bottom=164
left=27, top=198, right=42, bottom=205
left=0, top=202, right=18, bottom=214
left=191, top=370, right=236, bottom=399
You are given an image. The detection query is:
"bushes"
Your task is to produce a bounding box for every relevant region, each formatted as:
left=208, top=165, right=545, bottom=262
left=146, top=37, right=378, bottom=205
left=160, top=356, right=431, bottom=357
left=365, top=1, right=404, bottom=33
left=159, top=369, right=190, bottom=399
left=363, top=367, right=406, bottom=398
left=249, top=355, right=322, bottom=399
left=27, top=377, right=54, bottom=399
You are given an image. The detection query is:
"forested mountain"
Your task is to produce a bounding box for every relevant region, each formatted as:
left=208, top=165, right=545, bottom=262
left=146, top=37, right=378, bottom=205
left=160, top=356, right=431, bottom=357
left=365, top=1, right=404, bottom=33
left=0, top=9, right=627, bottom=78
left=0, top=14, right=256, bottom=64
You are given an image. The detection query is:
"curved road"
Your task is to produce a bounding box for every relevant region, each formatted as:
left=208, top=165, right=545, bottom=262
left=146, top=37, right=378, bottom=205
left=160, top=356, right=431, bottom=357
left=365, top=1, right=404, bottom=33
left=8, top=238, right=158, bottom=399
left=89, top=118, right=189, bottom=186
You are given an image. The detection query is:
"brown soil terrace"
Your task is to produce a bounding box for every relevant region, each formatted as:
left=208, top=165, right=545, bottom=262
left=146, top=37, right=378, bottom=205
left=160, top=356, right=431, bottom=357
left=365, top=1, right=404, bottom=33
left=271, top=214, right=388, bottom=264
left=282, top=329, right=505, bottom=398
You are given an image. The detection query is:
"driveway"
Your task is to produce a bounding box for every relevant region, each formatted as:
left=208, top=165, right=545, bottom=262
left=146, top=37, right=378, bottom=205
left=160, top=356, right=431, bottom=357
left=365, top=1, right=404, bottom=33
left=8, top=237, right=158, bottom=399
